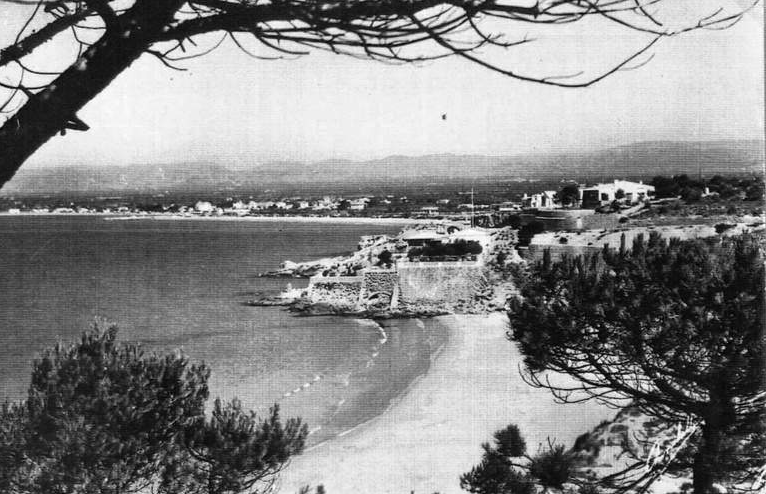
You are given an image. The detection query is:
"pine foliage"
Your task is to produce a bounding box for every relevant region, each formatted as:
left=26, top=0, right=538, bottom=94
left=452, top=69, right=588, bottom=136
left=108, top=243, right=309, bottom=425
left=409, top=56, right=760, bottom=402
left=508, top=233, right=765, bottom=492
left=0, top=322, right=307, bottom=494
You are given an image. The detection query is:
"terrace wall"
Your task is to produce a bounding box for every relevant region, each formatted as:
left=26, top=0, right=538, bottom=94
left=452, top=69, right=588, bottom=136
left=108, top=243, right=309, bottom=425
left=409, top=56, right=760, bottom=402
left=397, top=262, right=486, bottom=305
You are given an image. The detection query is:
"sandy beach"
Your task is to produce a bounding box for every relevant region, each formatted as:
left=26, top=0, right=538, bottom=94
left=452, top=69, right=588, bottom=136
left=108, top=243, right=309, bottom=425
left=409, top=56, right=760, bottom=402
left=278, top=313, right=614, bottom=494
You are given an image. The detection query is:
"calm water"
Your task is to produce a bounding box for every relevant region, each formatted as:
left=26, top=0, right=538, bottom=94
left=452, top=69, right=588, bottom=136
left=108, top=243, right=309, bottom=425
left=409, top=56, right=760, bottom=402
left=0, top=216, right=444, bottom=443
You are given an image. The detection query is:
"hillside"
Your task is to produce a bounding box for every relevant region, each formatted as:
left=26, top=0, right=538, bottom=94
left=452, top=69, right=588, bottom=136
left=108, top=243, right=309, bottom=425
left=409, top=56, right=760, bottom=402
left=2, top=140, right=762, bottom=195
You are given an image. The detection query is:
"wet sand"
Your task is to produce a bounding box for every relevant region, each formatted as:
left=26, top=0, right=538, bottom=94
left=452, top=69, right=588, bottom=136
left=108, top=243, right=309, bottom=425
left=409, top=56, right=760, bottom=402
left=278, top=313, right=613, bottom=494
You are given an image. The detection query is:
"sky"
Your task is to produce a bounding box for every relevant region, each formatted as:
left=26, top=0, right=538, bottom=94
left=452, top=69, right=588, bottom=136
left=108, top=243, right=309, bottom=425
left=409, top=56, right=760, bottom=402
left=0, top=0, right=763, bottom=168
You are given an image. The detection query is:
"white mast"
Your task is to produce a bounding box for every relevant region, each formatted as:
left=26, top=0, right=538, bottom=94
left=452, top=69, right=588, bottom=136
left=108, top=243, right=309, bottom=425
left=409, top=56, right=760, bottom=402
left=471, top=187, right=475, bottom=227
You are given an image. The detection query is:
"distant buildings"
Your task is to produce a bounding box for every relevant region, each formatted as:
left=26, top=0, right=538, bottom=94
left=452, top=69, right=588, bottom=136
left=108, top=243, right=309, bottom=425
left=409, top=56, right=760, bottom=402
left=349, top=198, right=370, bottom=211
left=518, top=180, right=656, bottom=211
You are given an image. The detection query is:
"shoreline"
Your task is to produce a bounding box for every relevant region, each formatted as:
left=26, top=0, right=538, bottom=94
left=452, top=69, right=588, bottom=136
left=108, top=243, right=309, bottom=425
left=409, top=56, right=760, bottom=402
left=114, top=215, right=429, bottom=225
left=278, top=313, right=614, bottom=494
left=266, top=315, right=448, bottom=449
left=0, top=212, right=430, bottom=225
left=307, top=323, right=449, bottom=453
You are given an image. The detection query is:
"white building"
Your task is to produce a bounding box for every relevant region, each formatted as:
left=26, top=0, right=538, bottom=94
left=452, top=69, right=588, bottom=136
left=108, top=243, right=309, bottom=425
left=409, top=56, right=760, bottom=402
left=349, top=198, right=370, bottom=211
left=194, top=201, right=215, bottom=214
left=521, top=190, right=558, bottom=209
left=494, top=201, right=521, bottom=212
left=580, top=180, right=655, bottom=207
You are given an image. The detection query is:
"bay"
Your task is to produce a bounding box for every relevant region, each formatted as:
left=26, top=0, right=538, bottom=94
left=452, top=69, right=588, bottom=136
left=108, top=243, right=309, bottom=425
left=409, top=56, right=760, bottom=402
left=0, top=216, right=444, bottom=444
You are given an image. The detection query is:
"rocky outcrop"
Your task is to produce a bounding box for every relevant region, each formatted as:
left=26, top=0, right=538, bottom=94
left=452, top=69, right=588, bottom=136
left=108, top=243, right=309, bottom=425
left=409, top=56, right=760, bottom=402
left=263, top=225, right=525, bottom=317
left=262, top=234, right=400, bottom=278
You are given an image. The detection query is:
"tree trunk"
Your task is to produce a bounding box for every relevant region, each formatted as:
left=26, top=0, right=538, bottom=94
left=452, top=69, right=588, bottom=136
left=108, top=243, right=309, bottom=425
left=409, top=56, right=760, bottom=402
left=693, top=420, right=725, bottom=494
left=0, top=0, right=182, bottom=189
left=693, top=386, right=733, bottom=494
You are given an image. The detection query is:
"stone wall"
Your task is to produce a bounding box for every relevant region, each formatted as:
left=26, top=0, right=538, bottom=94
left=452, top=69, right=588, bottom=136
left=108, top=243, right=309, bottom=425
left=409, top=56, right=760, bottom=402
left=522, top=244, right=602, bottom=263
left=361, top=270, right=398, bottom=307
left=307, top=277, right=363, bottom=308
left=397, top=262, right=486, bottom=305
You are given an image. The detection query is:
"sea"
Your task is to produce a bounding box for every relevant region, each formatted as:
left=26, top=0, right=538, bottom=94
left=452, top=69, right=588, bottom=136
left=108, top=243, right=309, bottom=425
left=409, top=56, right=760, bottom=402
left=0, top=215, right=447, bottom=444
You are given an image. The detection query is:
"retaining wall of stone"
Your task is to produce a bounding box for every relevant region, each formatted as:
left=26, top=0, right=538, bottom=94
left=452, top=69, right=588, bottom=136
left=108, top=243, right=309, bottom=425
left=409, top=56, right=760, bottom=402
left=397, top=262, right=486, bottom=305
left=308, top=277, right=363, bottom=308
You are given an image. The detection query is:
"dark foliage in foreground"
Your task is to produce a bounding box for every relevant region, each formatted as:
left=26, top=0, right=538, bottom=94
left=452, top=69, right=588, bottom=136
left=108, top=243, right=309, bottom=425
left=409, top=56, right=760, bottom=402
left=508, top=233, right=765, bottom=494
left=0, top=323, right=307, bottom=494
left=460, top=424, right=578, bottom=494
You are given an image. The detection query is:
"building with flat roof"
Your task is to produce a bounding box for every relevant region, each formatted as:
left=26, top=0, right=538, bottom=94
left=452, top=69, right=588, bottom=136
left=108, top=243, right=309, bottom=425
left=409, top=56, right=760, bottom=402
left=521, top=190, right=557, bottom=209
left=580, top=180, right=655, bottom=207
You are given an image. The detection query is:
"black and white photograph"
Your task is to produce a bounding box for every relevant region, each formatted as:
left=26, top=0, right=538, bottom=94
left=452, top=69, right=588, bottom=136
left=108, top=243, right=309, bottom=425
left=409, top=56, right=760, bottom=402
left=0, top=1, right=764, bottom=493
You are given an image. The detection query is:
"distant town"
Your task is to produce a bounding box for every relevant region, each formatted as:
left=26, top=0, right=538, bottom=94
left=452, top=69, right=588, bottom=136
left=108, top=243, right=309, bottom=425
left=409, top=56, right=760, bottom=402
left=1, top=174, right=761, bottom=229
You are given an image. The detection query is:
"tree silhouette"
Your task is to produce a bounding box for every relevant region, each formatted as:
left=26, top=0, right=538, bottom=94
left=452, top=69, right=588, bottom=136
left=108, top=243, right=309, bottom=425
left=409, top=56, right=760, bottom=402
left=0, top=322, right=307, bottom=494
left=508, top=233, right=765, bottom=494
left=556, top=184, right=580, bottom=207
left=179, top=399, right=307, bottom=494
left=460, top=423, right=580, bottom=494
left=0, top=0, right=756, bottom=188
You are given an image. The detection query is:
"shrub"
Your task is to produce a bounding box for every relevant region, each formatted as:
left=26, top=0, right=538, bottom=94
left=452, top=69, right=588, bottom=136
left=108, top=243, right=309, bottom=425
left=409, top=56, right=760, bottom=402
left=715, top=223, right=735, bottom=234
left=377, top=249, right=393, bottom=267
left=461, top=425, right=578, bottom=494
left=517, top=221, right=545, bottom=246
left=408, top=240, right=482, bottom=259
left=528, top=443, right=577, bottom=490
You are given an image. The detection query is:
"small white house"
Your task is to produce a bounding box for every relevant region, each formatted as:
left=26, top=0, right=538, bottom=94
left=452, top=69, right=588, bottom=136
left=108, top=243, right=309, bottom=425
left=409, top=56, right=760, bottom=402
left=521, top=190, right=557, bottom=209
left=194, top=201, right=215, bottom=214
left=400, top=229, right=447, bottom=247
left=349, top=198, right=370, bottom=211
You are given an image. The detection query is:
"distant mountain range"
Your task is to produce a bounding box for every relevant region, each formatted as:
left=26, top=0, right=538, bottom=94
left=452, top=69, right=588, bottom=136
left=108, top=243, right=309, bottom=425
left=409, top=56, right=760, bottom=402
left=2, top=140, right=762, bottom=195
